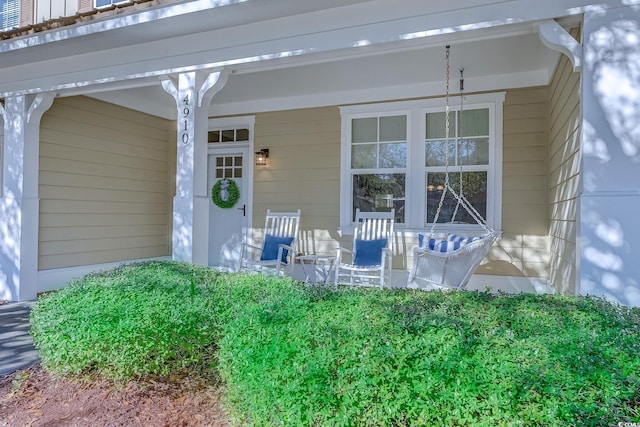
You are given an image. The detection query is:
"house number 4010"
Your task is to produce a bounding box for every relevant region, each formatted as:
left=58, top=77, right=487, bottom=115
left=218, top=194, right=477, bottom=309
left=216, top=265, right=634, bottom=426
left=181, top=94, right=192, bottom=145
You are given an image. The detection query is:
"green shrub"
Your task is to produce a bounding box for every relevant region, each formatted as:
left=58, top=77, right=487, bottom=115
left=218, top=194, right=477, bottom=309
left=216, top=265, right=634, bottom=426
left=30, top=261, right=300, bottom=381
left=31, top=261, right=640, bottom=425
left=218, top=287, right=640, bottom=426
left=31, top=261, right=221, bottom=380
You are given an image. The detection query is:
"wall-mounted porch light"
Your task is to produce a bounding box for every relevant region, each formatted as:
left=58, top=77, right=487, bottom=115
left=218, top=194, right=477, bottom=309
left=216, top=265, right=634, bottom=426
left=255, top=148, right=269, bottom=166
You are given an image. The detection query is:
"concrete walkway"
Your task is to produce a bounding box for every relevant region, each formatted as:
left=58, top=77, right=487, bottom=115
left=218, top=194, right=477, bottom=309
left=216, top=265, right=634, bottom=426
left=0, top=301, right=40, bottom=375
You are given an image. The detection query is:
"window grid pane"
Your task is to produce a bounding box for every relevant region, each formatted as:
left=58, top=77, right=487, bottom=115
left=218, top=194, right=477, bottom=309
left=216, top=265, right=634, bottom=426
left=425, top=172, right=487, bottom=225
left=208, top=131, right=221, bottom=143
left=352, top=174, right=405, bottom=224
left=208, top=127, right=251, bottom=144
left=216, top=155, right=243, bottom=179
left=351, top=115, right=407, bottom=169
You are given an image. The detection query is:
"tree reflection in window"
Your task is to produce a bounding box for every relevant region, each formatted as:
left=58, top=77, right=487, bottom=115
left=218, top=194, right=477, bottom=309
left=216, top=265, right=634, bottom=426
left=426, top=172, right=487, bottom=224
left=353, top=174, right=405, bottom=224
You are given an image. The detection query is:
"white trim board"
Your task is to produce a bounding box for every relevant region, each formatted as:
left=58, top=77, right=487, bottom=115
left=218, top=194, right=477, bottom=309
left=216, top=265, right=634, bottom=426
left=37, top=258, right=551, bottom=296
left=399, top=270, right=552, bottom=295
left=37, top=256, right=171, bottom=294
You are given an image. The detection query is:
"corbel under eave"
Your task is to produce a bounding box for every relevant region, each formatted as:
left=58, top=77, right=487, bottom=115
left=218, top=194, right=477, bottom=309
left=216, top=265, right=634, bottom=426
left=538, top=19, right=582, bottom=72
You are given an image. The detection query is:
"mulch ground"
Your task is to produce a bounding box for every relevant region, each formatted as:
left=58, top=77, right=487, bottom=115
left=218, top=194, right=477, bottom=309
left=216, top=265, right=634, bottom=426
left=0, top=363, right=231, bottom=427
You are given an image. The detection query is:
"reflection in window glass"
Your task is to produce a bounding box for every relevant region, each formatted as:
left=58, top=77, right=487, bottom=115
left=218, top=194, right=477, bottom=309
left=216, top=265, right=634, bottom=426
left=352, top=115, right=407, bottom=170
left=352, top=144, right=377, bottom=169
left=352, top=117, right=378, bottom=143
left=379, top=143, right=406, bottom=168
left=222, top=130, right=234, bottom=142
left=208, top=131, right=220, bottom=143
left=425, top=172, right=487, bottom=224
left=353, top=174, right=405, bottom=224
left=379, top=115, right=406, bottom=142
left=425, top=140, right=455, bottom=167
left=209, top=127, right=252, bottom=143
left=236, top=128, right=249, bottom=141
left=426, top=112, right=456, bottom=139
left=460, top=109, right=489, bottom=137
left=459, top=138, right=489, bottom=165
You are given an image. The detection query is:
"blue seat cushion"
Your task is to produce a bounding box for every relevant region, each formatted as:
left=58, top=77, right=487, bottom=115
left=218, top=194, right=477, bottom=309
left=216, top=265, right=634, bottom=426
left=418, top=233, right=482, bottom=253
left=260, top=234, right=294, bottom=263
left=353, top=238, right=388, bottom=266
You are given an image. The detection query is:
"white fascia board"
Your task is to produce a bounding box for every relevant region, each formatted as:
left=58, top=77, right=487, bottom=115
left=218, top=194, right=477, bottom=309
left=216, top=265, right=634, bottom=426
left=0, top=0, right=375, bottom=54
left=0, top=18, right=544, bottom=96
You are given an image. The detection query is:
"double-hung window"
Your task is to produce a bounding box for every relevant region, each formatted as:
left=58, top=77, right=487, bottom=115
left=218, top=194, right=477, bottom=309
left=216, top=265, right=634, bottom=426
left=340, top=93, right=504, bottom=234
left=346, top=112, right=408, bottom=225
left=0, top=0, right=19, bottom=31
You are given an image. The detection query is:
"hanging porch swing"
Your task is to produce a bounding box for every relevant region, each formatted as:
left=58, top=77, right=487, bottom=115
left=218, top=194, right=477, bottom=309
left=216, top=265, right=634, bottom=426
left=407, top=45, right=500, bottom=290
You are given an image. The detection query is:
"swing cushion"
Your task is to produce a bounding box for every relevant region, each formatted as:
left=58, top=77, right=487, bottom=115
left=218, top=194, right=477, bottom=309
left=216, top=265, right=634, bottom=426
left=260, top=234, right=294, bottom=263
left=354, top=238, right=388, bottom=266
left=418, top=233, right=481, bottom=253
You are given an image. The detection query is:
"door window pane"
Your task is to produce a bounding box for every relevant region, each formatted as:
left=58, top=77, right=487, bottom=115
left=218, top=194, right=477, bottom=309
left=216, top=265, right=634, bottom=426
left=236, top=128, right=249, bottom=141
left=209, top=127, right=251, bottom=144
left=222, top=130, right=234, bottom=142
left=216, top=155, right=244, bottom=179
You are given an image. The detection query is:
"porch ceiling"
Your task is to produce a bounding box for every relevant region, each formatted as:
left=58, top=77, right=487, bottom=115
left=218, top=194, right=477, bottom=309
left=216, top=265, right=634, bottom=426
left=87, top=28, right=560, bottom=119
left=0, top=0, right=585, bottom=117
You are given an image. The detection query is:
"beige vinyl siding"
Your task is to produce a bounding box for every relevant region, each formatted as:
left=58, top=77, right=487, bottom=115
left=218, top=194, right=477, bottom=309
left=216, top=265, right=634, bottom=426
left=485, top=87, right=550, bottom=278
left=251, top=93, right=551, bottom=276
left=548, top=28, right=581, bottom=294
left=252, top=107, right=342, bottom=256
left=39, top=96, right=172, bottom=270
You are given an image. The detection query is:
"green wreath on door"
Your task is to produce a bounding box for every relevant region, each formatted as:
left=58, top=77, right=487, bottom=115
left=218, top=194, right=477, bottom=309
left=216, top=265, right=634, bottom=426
left=211, top=178, right=240, bottom=208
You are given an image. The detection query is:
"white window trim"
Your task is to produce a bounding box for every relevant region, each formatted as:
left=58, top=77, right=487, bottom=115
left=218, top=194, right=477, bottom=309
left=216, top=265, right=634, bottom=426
left=339, top=92, right=505, bottom=236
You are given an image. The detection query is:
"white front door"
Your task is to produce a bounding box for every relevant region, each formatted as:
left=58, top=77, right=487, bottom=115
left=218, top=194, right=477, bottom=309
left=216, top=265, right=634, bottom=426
left=208, top=147, right=250, bottom=270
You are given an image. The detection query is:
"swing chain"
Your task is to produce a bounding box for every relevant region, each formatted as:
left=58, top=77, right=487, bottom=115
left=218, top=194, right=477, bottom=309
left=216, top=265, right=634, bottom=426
left=450, top=67, right=464, bottom=224
left=429, top=45, right=451, bottom=236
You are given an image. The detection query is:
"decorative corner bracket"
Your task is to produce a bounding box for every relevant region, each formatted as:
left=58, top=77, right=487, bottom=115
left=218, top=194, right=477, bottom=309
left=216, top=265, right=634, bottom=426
left=538, top=20, right=582, bottom=72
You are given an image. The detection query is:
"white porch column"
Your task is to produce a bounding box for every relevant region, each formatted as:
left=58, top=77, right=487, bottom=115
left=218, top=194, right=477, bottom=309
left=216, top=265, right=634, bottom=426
left=162, top=70, right=229, bottom=265
left=579, top=6, right=640, bottom=307
left=0, top=93, right=54, bottom=301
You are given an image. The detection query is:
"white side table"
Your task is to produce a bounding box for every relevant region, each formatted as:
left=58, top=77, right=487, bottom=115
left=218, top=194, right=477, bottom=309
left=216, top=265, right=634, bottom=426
left=297, top=255, right=336, bottom=283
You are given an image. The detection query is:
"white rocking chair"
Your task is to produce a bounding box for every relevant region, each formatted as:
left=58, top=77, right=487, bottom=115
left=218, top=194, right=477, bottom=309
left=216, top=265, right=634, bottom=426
left=239, top=209, right=301, bottom=276
left=334, top=209, right=395, bottom=288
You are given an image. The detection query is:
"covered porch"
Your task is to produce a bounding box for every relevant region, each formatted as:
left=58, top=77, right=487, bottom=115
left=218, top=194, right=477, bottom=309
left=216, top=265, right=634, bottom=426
left=1, top=0, right=639, bottom=306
